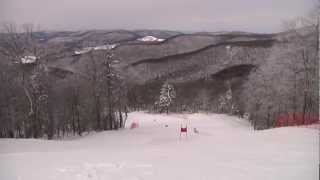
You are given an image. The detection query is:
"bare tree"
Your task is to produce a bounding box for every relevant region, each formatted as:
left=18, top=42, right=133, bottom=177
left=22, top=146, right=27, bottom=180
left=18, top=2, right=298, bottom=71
left=282, top=3, right=319, bottom=125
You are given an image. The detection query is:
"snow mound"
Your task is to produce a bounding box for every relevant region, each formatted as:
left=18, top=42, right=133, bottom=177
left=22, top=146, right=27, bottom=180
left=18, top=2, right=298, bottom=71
left=21, top=56, right=37, bottom=64
left=137, top=36, right=165, bottom=42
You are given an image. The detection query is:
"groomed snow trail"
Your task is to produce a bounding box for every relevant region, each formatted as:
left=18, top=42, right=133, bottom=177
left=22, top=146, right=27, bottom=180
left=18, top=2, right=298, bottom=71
left=0, top=112, right=318, bottom=180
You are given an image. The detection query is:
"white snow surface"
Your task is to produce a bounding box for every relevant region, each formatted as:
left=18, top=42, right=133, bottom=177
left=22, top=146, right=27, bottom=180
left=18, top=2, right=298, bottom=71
left=21, top=56, right=37, bottom=64
left=74, top=44, right=117, bottom=55
left=0, top=112, right=318, bottom=180
left=137, top=36, right=164, bottom=42
left=74, top=47, right=92, bottom=55
left=93, top=44, right=117, bottom=50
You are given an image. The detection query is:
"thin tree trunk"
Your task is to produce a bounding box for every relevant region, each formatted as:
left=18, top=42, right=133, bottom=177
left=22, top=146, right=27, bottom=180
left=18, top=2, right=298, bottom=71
left=76, top=105, right=81, bottom=136
left=71, top=102, right=76, bottom=136
left=47, top=96, right=54, bottom=139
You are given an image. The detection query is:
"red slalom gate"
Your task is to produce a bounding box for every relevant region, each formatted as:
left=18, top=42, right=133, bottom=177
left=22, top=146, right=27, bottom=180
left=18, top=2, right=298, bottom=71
left=180, top=125, right=188, bottom=138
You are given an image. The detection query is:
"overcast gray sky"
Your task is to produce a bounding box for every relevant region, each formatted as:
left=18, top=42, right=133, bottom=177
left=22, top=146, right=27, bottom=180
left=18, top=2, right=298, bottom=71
left=0, top=0, right=316, bottom=33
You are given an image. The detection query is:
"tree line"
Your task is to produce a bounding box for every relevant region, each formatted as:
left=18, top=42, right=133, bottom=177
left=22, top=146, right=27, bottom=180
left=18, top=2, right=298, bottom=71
left=0, top=23, right=128, bottom=139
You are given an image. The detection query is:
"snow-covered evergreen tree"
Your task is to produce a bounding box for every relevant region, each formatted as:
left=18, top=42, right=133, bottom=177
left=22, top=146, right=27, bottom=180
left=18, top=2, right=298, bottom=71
left=218, top=95, right=227, bottom=113
left=157, top=82, right=176, bottom=114
left=218, top=82, right=236, bottom=114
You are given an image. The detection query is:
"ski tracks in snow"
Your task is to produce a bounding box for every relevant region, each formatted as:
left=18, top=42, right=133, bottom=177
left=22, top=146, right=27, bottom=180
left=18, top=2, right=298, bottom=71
left=55, top=162, right=154, bottom=180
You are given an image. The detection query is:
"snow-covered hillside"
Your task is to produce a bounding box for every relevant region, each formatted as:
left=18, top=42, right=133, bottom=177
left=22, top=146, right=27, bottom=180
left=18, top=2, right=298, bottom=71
left=20, top=56, right=37, bottom=64
left=137, top=36, right=164, bottom=42
left=74, top=44, right=117, bottom=55
left=0, top=112, right=318, bottom=180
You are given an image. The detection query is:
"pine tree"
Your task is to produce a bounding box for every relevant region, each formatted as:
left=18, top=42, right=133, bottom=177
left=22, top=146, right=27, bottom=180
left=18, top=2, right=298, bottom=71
left=158, top=82, right=176, bottom=114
